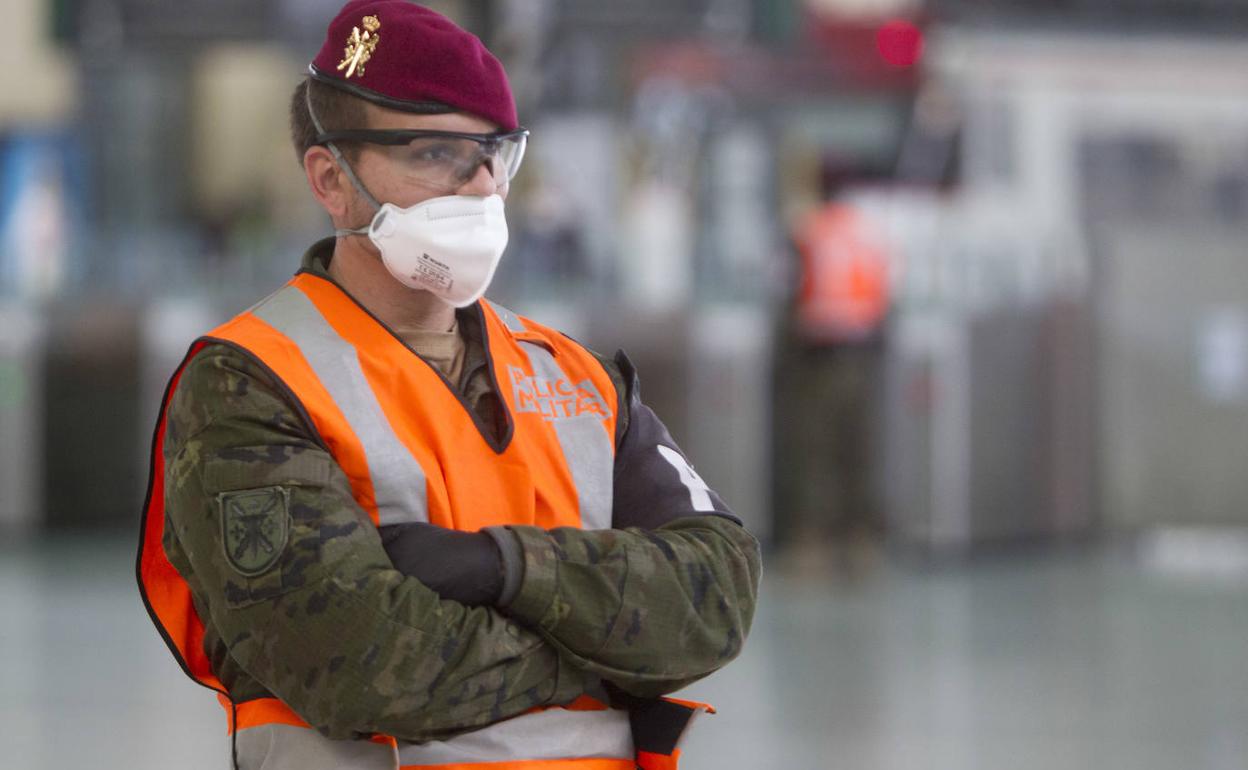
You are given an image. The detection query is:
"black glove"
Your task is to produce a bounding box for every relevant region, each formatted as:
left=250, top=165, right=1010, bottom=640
left=379, top=522, right=503, bottom=606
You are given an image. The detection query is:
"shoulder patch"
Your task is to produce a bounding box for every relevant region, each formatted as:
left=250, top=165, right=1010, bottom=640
left=219, top=487, right=291, bottom=577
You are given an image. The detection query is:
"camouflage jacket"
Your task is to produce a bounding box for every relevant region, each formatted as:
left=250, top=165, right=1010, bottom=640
left=158, top=244, right=761, bottom=743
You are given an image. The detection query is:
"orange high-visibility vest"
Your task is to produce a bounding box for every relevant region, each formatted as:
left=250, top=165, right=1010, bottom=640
left=795, top=202, right=891, bottom=343
left=138, top=271, right=708, bottom=770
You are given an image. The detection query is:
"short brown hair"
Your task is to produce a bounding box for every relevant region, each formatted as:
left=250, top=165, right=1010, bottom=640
left=289, top=78, right=369, bottom=164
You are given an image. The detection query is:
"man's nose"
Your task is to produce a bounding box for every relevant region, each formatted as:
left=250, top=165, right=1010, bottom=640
left=457, top=158, right=504, bottom=197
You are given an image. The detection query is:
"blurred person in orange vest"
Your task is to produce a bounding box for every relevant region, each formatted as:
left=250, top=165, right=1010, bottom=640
left=794, top=199, right=891, bottom=344
left=775, top=161, right=892, bottom=572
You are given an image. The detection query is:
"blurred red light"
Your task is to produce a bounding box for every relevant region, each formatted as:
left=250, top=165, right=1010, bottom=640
left=876, top=19, right=923, bottom=68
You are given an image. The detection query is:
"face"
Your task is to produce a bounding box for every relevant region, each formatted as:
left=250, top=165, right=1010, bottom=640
left=348, top=105, right=508, bottom=221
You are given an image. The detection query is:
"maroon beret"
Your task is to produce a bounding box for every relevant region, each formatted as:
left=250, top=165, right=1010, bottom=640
left=310, top=0, right=518, bottom=131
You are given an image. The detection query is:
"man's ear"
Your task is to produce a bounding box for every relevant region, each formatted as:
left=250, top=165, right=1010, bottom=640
left=304, top=145, right=351, bottom=220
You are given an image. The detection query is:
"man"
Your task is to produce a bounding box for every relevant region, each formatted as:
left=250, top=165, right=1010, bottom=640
left=136, top=3, right=761, bottom=769
left=774, top=163, right=890, bottom=571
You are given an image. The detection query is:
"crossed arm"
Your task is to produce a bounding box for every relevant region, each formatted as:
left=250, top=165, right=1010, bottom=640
left=162, top=344, right=760, bottom=742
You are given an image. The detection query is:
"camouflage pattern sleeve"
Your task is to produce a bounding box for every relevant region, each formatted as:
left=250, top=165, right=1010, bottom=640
left=488, top=351, right=762, bottom=698
left=162, top=343, right=587, bottom=742
left=500, top=516, right=761, bottom=699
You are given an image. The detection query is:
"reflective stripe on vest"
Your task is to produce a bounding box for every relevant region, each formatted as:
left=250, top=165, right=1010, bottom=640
left=235, top=723, right=399, bottom=770
left=138, top=272, right=640, bottom=769
left=251, top=286, right=429, bottom=526
left=487, top=299, right=613, bottom=530
left=397, top=707, right=633, bottom=766
left=513, top=338, right=613, bottom=530
left=230, top=697, right=709, bottom=770
left=236, top=722, right=639, bottom=770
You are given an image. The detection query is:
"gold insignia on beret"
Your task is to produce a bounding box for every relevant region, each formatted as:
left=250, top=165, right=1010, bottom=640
left=338, top=15, right=381, bottom=79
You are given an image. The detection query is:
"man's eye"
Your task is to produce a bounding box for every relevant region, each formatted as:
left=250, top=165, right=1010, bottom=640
left=410, top=142, right=460, bottom=163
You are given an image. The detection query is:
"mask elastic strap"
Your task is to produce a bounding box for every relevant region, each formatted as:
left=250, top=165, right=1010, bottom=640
left=305, top=77, right=383, bottom=227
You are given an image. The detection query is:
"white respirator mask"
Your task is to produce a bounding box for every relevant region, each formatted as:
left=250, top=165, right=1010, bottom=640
left=338, top=194, right=508, bottom=308
left=308, top=85, right=508, bottom=308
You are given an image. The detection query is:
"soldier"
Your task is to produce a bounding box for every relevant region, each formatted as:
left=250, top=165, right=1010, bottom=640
left=136, top=2, right=761, bottom=769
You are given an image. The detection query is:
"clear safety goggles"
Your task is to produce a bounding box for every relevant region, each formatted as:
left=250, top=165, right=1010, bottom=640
left=316, top=128, right=528, bottom=194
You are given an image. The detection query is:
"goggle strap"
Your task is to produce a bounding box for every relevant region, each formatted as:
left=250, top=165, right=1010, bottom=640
left=334, top=150, right=383, bottom=212
left=305, top=79, right=382, bottom=213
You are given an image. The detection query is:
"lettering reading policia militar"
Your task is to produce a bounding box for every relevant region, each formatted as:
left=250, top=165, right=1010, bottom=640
left=136, top=3, right=761, bottom=770
left=509, top=365, right=613, bottom=422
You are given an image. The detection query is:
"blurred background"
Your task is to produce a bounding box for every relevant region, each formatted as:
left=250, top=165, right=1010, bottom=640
left=2, top=0, right=1248, bottom=767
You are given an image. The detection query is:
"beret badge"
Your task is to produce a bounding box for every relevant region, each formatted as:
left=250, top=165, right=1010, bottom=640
left=309, top=3, right=518, bottom=131
left=337, top=14, right=381, bottom=79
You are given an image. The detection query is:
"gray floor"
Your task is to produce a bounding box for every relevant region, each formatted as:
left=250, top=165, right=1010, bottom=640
left=2, top=535, right=1246, bottom=769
